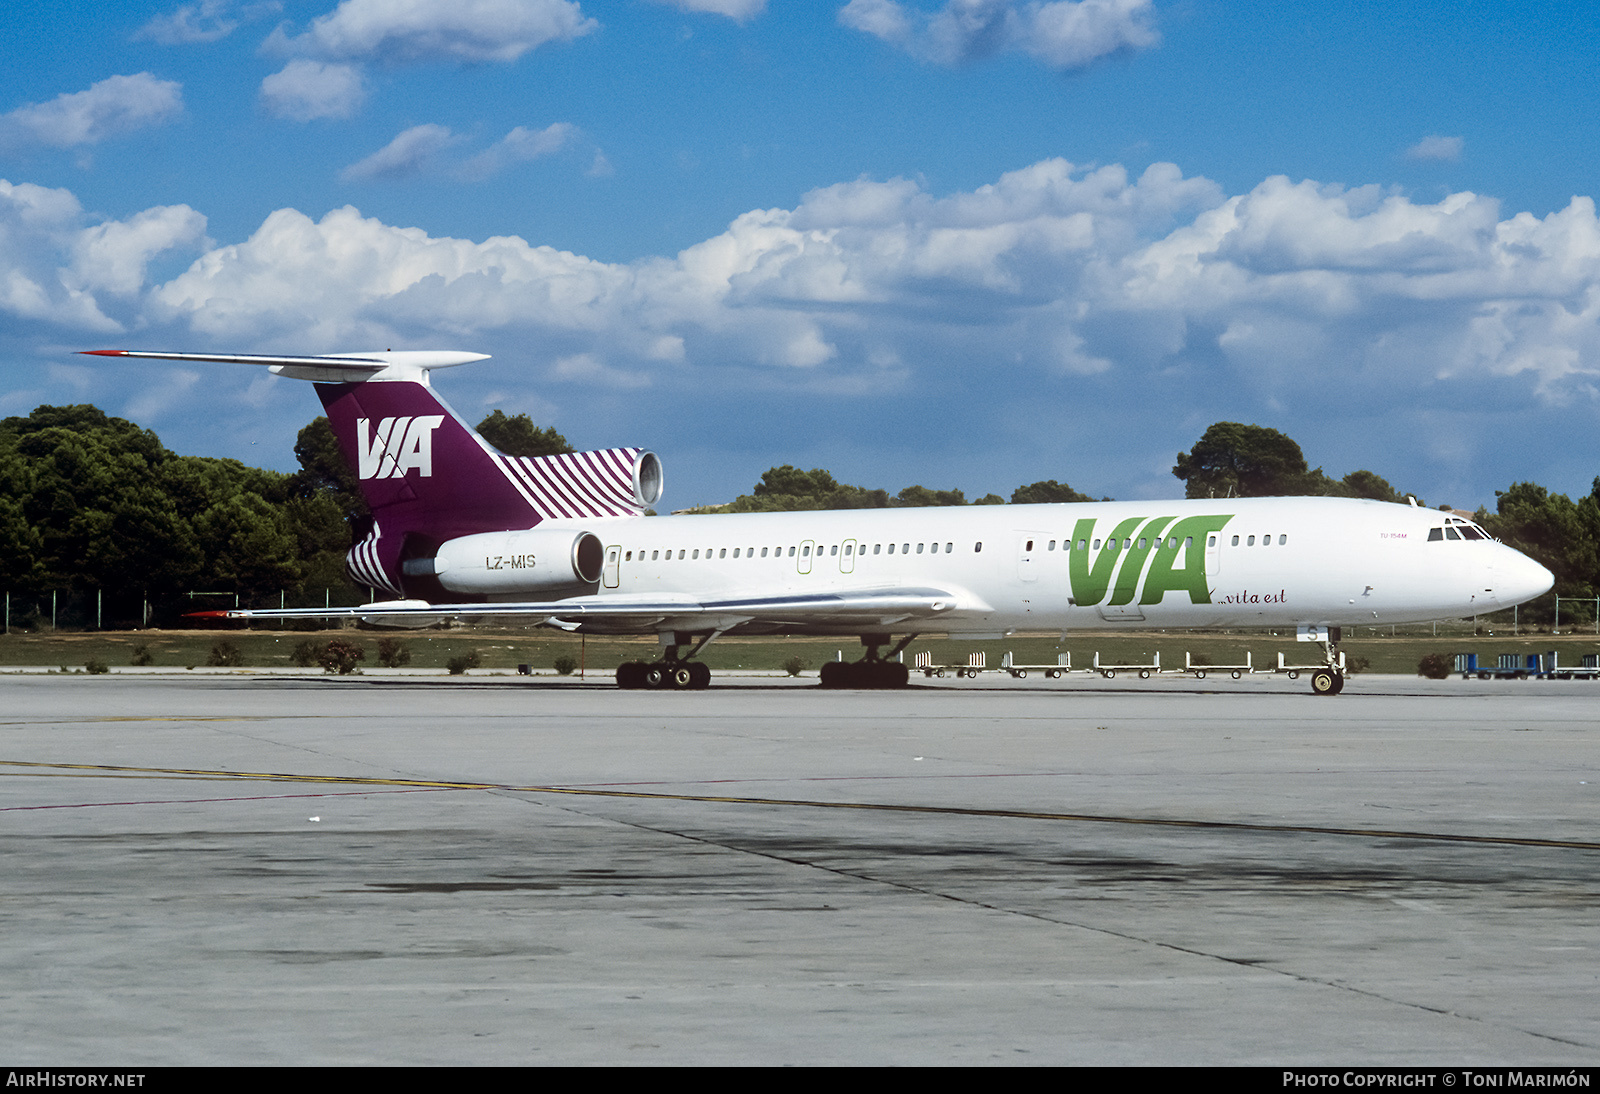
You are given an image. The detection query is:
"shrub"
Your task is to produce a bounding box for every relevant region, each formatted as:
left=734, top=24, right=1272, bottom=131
left=319, top=639, right=366, bottom=675
left=447, top=650, right=482, bottom=675
left=291, top=640, right=321, bottom=667
left=85, top=659, right=109, bottom=675
left=207, top=641, right=244, bottom=667
left=782, top=656, right=808, bottom=677
left=1346, top=655, right=1372, bottom=675
left=130, top=644, right=153, bottom=666
left=376, top=638, right=411, bottom=668
left=1417, top=653, right=1453, bottom=679
left=553, top=655, right=578, bottom=675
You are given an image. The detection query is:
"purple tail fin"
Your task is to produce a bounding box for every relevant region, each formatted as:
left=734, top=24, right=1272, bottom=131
left=317, top=379, right=660, bottom=597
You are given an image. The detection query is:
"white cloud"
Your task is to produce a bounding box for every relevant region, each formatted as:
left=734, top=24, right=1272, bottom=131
left=260, top=60, right=366, bottom=121
left=17, top=156, right=1600, bottom=416
left=1406, top=135, right=1464, bottom=163
left=135, top=0, right=282, bottom=45
left=0, top=74, right=183, bottom=150
left=265, top=0, right=597, bottom=65
left=649, top=0, right=766, bottom=21
left=0, top=179, right=205, bottom=334
left=839, top=0, right=1157, bottom=69
left=458, top=123, right=576, bottom=180
left=340, top=124, right=461, bottom=181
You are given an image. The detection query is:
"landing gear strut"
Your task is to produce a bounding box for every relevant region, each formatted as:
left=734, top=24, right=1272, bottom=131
left=819, top=634, right=915, bottom=689
left=616, top=631, right=718, bottom=690
left=1310, top=627, right=1346, bottom=696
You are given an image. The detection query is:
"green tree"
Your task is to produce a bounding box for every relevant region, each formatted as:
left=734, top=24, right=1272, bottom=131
left=1011, top=480, right=1095, bottom=505
left=1173, top=422, right=1321, bottom=498
left=892, top=485, right=966, bottom=507
left=475, top=411, right=573, bottom=458
left=1338, top=469, right=1409, bottom=505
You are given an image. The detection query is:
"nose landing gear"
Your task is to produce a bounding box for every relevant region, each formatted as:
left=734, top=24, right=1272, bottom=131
left=1309, top=627, right=1346, bottom=696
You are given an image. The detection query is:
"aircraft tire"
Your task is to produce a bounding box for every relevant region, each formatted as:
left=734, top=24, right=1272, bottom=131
left=670, top=666, right=693, bottom=689
left=820, top=661, right=843, bottom=688
left=689, top=662, right=711, bottom=689
left=1310, top=668, right=1339, bottom=695
left=644, top=666, right=666, bottom=689
left=616, top=661, right=645, bottom=689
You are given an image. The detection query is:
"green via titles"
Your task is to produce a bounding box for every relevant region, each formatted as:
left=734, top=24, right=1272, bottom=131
left=1067, top=514, right=1234, bottom=606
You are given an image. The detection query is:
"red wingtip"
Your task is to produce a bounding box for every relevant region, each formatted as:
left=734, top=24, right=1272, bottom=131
left=78, top=350, right=126, bottom=357
left=184, top=610, right=232, bottom=619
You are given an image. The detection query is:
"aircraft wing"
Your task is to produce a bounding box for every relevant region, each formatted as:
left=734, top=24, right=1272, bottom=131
left=191, top=587, right=966, bottom=631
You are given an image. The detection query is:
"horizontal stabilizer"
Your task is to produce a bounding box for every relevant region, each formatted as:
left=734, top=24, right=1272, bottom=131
left=79, top=349, right=489, bottom=383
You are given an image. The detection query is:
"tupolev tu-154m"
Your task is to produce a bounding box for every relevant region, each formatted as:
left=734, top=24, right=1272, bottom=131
left=83, top=348, right=1554, bottom=694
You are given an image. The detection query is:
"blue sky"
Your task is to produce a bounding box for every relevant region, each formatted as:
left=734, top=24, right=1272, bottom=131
left=3, top=0, right=1600, bottom=511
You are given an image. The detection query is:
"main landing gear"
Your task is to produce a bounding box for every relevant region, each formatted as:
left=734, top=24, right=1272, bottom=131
left=1309, top=627, right=1346, bottom=697
left=819, top=635, right=916, bottom=690
left=616, top=632, right=716, bottom=690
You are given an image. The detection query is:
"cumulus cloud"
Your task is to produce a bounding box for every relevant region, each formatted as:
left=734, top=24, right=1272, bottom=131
left=135, top=0, right=282, bottom=44
left=265, top=0, right=597, bottom=65
left=260, top=60, right=366, bottom=120
left=0, top=179, right=205, bottom=333
left=649, top=0, right=766, bottom=20
left=340, top=124, right=461, bottom=181
left=839, top=0, right=1157, bottom=68
left=0, top=74, right=183, bottom=150
left=20, top=155, right=1600, bottom=424
left=1406, top=135, right=1464, bottom=162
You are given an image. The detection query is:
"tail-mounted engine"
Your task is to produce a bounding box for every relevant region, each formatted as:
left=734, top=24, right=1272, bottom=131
left=403, top=528, right=605, bottom=596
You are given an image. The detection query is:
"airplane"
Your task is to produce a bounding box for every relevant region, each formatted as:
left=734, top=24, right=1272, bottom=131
left=82, top=348, right=1555, bottom=695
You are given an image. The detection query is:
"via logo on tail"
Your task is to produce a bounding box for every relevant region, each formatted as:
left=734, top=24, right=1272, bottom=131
left=357, top=415, right=445, bottom=479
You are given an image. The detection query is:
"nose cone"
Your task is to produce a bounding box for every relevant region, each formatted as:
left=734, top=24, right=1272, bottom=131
left=1494, top=547, right=1554, bottom=608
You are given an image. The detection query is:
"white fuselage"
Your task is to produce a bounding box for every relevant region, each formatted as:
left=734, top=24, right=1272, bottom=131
left=516, top=496, right=1551, bottom=637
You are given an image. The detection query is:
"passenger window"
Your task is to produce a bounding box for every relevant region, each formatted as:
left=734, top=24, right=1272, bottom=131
left=1026, top=540, right=1034, bottom=551
left=1137, top=538, right=1147, bottom=550
left=678, top=550, right=685, bottom=559
left=1206, top=536, right=1214, bottom=547
left=719, top=548, right=727, bottom=558
left=788, top=546, right=796, bottom=556
left=887, top=543, right=895, bottom=554
left=692, top=549, right=699, bottom=558
left=625, top=551, right=633, bottom=561
left=652, top=550, right=659, bottom=560
left=946, top=542, right=953, bottom=552
left=1247, top=536, right=1255, bottom=546
left=1231, top=535, right=1239, bottom=546
left=1278, top=535, right=1286, bottom=546
left=902, top=543, right=910, bottom=553
left=916, top=543, right=924, bottom=554
left=1077, top=539, right=1087, bottom=550
left=874, top=544, right=881, bottom=554
left=802, top=546, right=810, bottom=556
left=974, top=542, right=983, bottom=552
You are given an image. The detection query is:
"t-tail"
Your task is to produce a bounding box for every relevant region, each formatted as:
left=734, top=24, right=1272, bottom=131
left=81, top=349, right=662, bottom=600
